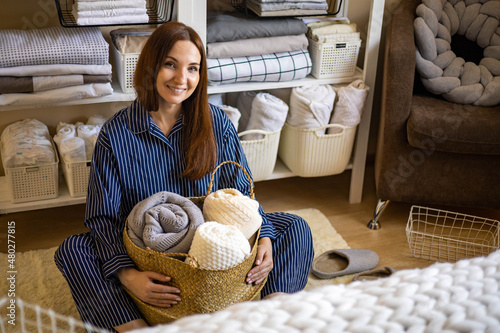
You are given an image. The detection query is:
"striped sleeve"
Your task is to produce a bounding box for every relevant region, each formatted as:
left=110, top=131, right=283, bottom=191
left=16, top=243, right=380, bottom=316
left=85, top=129, right=135, bottom=281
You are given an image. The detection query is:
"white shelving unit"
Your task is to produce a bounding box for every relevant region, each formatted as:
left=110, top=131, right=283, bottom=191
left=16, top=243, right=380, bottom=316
left=0, top=0, right=385, bottom=214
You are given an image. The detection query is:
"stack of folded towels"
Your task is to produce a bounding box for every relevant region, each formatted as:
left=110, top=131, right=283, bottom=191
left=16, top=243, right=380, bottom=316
left=247, top=0, right=329, bottom=17
left=1, top=119, right=56, bottom=169
left=127, top=187, right=263, bottom=270
left=53, top=115, right=107, bottom=163
left=306, top=18, right=360, bottom=43
left=206, top=11, right=312, bottom=85
left=72, top=0, right=149, bottom=26
left=0, top=26, right=113, bottom=106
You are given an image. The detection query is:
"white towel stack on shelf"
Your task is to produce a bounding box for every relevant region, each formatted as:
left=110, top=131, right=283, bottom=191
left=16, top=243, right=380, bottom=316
left=53, top=115, right=108, bottom=163
left=306, top=18, right=361, bottom=43
left=0, top=26, right=113, bottom=106
left=72, top=0, right=149, bottom=26
left=247, top=0, right=329, bottom=17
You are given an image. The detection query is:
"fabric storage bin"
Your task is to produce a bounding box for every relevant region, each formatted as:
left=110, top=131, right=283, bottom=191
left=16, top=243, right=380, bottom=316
left=308, top=38, right=361, bottom=79
left=112, top=43, right=140, bottom=94
left=238, top=129, right=281, bottom=182
left=278, top=123, right=356, bottom=177
left=60, top=158, right=91, bottom=197
left=1, top=142, right=59, bottom=203
left=406, top=205, right=500, bottom=262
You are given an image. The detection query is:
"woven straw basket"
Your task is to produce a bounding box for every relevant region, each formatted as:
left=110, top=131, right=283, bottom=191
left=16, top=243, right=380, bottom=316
left=123, top=161, right=266, bottom=325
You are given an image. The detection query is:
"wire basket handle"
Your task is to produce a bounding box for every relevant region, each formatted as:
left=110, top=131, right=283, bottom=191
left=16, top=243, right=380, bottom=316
left=206, top=160, right=255, bottom=199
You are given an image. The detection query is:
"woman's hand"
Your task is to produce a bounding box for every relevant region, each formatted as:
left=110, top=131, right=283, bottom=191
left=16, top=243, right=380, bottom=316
left=117, top=267, right=181, bottom=307
left=246, top=237, right=273, bottom=285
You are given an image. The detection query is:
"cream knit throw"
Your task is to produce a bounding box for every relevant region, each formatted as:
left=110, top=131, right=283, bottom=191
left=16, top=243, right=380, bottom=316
left=203, top=188, right=262, bottom=239
left=187, top=222, right=251, bottom=270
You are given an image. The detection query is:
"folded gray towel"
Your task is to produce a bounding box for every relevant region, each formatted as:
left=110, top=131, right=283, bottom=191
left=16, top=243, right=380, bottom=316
left=127, top=191, right=205, bottom=253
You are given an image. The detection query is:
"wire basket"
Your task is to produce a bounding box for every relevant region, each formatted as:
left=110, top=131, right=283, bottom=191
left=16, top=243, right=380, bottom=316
left=54, top=0, right=174, bottom=27
left=406, top=205, right=500, bottom=262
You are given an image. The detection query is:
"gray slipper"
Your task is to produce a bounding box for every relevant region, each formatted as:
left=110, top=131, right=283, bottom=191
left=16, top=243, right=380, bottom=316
left=352, top=266, right=397, bottom=281
left=311, top=249, right=379, bottom=279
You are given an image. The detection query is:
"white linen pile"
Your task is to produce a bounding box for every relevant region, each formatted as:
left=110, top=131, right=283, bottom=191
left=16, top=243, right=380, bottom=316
left=328, top=80, right=370, bottom=134
left=206, top=11, right=312, bottom=85
left=247, top=0, right=329, bottom=17
left=53, top=115, right=108, bottom=162
left=1, top=119, right=56, bottom=168
left=127, top=191, right=205, bottom=254
left=72, top=0, right=149, bottom=26
left=306, top=18, right=361, bottom=43
left=237, top=91, right=289, bottom=140
left=287, top=84, right=336, bottom=134
left=0, top=26, right=113, bottom=106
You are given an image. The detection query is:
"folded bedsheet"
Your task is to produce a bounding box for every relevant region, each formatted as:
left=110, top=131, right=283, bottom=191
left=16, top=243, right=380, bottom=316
left=207, top=11, right=307, bottom=43
left=0, top=26, right=109, bottom=68
left=248, top=0, right=328, bottom=11
left=207, top=49, right=312, bottom=85
left=0, top=74, right=112, bottom=93
left=206, top=34, right=308, bottom=59
left=0, top=64, right=112, bottom=77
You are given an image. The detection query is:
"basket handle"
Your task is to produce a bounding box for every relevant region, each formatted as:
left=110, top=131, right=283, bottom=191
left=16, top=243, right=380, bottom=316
left=238, top=129, right=270, bottom=140
left=145, top=247, right=201, bottom=268
left=313, top=124, right=349, bottom=137
left=206, top=160, right=255, bottom=199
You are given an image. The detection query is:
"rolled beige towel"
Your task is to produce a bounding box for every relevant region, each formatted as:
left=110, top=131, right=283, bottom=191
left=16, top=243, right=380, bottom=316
left=187, top=222, right=251, bottom=270
left=203, top=188, right=262, bottom=240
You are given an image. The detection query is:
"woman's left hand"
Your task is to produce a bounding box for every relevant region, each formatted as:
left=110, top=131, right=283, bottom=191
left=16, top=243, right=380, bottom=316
left=247, top=237, right=273, bottom=285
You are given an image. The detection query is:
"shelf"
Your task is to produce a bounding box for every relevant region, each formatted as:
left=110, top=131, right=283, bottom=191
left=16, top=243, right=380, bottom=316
left=0, top=70, right=362, bottom=112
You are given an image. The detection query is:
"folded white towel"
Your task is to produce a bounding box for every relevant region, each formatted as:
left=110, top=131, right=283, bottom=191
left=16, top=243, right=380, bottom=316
left=75, top=14, right=149, bottom=26
left=219, top=105, right=241, bottom=132
left=53, top=125, right=76, bottom=148
left=187, top=222, right=251, bottom=270
left=59, top=137, right=87, bottom=163
left=77, top=124, right=100, bottom=160
left=87, top=114, right=107, bottom=127
left=287, top=84, right=335, bottom=134
left=74, top=0, right=146, bottom=11
left=203, top=188, right=262, bottom=240
left=328, top=80, right=370, bottom=133
left=243, top=93, right=289, bottom=140
left=73, top=6, right=147, bottom=18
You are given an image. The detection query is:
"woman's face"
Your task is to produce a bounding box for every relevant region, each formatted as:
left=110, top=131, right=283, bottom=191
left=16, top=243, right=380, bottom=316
left=156, top=40, right=201, bottom=109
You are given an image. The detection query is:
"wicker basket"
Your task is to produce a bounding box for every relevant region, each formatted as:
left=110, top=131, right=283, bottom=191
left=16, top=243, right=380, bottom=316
left=60, top=158, right=91, bottom=197
left=112, top=43, right=140, bottom=94
left=123, top=161, right=266, bottom=325
left=239, top=129, right=281, bottom=182
left=278, top=123, right=357, bottom=177
left=308, top=38, right=361, bottom=79
left=406, top=205, right=500, bottom=262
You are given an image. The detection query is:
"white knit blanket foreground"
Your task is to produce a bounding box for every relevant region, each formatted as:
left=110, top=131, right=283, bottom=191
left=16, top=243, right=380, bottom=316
left=134, top=249, right=500, bottom=333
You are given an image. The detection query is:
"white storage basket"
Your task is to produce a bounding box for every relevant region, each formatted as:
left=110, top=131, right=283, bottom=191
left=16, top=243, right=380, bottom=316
left=1, top=141, right=59, bottom=203
left=61, top=158, right=91, bottom=197
left=308, top=38, right=361, bottom=79
left=278, top=123, right=356, bottom=177
left=112, top=43, right=140, bottom=94
left=406, top=205, right=500, bottom=262
left=239, top=129, right=281, bottom=182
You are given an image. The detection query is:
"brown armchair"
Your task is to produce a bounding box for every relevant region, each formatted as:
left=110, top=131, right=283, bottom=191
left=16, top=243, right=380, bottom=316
left=371, top=0, right=500, bottom=229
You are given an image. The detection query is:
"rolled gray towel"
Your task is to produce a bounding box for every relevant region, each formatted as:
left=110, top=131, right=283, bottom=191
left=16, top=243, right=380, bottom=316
left=127, top=191, right=205, bottom=253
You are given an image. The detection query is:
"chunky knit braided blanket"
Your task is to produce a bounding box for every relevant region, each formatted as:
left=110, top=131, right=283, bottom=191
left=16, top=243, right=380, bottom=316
left=134, top=249, right=500, bottom=332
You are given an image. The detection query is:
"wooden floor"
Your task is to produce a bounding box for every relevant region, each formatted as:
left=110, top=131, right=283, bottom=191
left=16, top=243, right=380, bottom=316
left=2, top=163, right=499, bottom=272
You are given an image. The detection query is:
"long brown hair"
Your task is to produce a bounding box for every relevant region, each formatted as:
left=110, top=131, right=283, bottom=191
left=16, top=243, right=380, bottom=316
left=134, top=22, right=216, bottom=180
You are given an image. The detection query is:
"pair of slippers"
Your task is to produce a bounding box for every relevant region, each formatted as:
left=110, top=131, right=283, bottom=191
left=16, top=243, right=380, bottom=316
left=311, top=249, right=396, bottom=281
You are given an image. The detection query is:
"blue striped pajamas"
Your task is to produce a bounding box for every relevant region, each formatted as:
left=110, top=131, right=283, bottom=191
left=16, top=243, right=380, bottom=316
left=54, top=101, right=314, bottom=330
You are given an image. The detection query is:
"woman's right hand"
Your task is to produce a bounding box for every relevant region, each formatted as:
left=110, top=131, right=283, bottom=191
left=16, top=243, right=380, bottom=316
left=117, top=267, right=181, bottom=307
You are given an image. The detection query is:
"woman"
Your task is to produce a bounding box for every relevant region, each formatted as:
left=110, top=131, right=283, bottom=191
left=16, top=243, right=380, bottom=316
left=55, top=22, right=314, bottom=332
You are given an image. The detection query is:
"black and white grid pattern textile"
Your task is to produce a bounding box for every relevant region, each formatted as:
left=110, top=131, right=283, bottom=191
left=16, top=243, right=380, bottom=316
left=207, top=49, right=312, bottom=85
left=0, top=26, right=109, bottom=67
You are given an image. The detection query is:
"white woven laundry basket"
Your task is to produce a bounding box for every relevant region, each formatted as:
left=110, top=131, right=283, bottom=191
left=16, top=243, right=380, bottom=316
left=112, top=43, right=139, bottom=94
left=278, top=123, right=356, bottom=177
left=239, top=129, right=281, bottom=182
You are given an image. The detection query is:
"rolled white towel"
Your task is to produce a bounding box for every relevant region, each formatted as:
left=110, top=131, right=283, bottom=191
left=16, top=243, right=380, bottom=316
left=288, top=84, right=335, bottom=134
left=56, top=122, right=75, bottom=133
left=328, top=79, right=370, bottom=134
left=219, top=105, right=241, bottom=132
left=87, top=114, right=107, bottom=127
left=77, top=124, right=100, bottom=160
left=187, top=222, right=251, bottom=270
left=244, top=93, right=288, bottom=140
left=53, top=125, right=76, bottom=148
left=203, top=188, right=262, bottom=240
left=236, top=91, right=257, bottom=133
left=59, top=137, right=87, bottom=163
